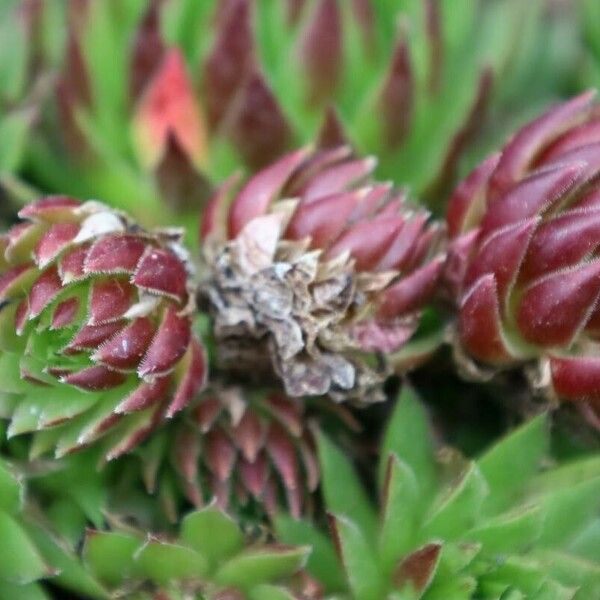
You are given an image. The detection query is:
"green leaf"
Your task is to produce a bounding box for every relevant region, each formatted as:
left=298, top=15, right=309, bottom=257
left=378, top=456, right=420, bottom=572
left=83, top=531, right=140, bottom=587
left=330, top=515, right=385, bottom=600
left=215, top=545, right=310, bottom=591
left=0, top=512, right=49, bottom=584
left=0, top=459, right=22, bottom=514
left=180, top=506, right=244, bottom=569
left=318, top=432, right=378, bottom=541
left=0, top=352, right=29, bottom=393
left=378, top=386, right=437, bottom=500
left=135, top=540, right=208, bottom=584
left=534, top=476, right=600, bottom=548
left=275, top=515, right=345, bottom=593
left=466, top=504, right=545, bottom=553
left=0, top=581, right=50, bottom=600
left=0, top=6, right=28, bottom=102
left=24, top=523, right=108, bottom=600
left=533, top=549, right=600, bottom=594
left=481, top=556, right=546, bottom=596
left=569, top=518, right=600, bottom=562
left=422, top=463, right=488, bottom=541
left=529, top=455, right=600, bottom=495
left=477, top=414, right=548, bottom=516
left=0, top=109, right=34, bottom=172
left=248, top=585, right=297, bottom=600
left=530, top=580, right=575, bottom=600
left=424, top=575, right=478, bottom=600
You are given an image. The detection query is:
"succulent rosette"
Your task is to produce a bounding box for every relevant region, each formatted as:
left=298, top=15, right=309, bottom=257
left=82, top=505, right=320, bottom=600
left=13, top=0, right=566, bottom=231
left=445, top=91, right=600, bottom=412
left=201, top=147, right=444, bottom=403
left=138, top=386, right=351, bottom=521
left=0, top=196, right=206, bottom=461
left=277, top=388, right=600, bottom=599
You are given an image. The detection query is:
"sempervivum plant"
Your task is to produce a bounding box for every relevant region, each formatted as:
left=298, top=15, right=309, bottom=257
left=18, top=0, right=563, bottom=231
left=82, top=505, right=320, bottom=600
left=138, top=386, right=331, bottom=522
left=445, top=91, right=600, bottom=415
left=201, top=147, right=445, bottom=403
left=0, top=196, right=206, bottom=461
left=277, top=387, right=600, bottom=599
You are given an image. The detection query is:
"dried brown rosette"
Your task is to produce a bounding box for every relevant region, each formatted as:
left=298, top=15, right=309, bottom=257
left=201, top=148, right=444, bottom=403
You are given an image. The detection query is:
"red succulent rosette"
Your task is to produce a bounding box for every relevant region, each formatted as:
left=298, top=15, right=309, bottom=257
left=140, top=387, right=343, bottom=520
left=0, top=197, right=206, bottom=460
left=446, top=91, right=600, bottom=413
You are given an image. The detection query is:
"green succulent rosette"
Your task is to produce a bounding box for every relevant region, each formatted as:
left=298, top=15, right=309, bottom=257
left=277, top=387, right=600, bottom=599
left=82, top=504, right=318, bottom=600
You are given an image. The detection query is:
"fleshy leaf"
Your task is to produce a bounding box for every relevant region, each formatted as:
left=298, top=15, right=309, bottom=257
left=318, top=432, right=377, bottom=542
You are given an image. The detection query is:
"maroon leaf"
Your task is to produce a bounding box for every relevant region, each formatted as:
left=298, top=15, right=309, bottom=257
left=84, top=234, right=146, bottom=274
left=378, top=257, right=444, bottom=319
left=66, top=321, right=125, bottom=353
left=94, top=317, right=155, bottom=370
left=229, top=70, right=293, bottom=170
left=51, top=297, right=80, bottom=329
left=59, top=245, right=89, bottom=282
left=489, top=91, right=595, bottom=201
left=517, top=261, right=600, bottom=347
left=299, top=0, right=342, bottom=104
left=459, top=274, right=513, bottom=363
left=317, top=105, right=348, bottom=149
left=380, top=34, right=414, bottom=149
left=375, top=213, right=428, bottom=271
left=205, top=429, right=237, bottom=481
left=89, top=280, right=135, bottom=324
left=325, top=215, right=405, bottom=271
left=193, top=396, right=223, bottom=433
left=302, top=156, right=376, bottom=203
left=129, top=0, right=166, bottom=102
left=285, top=190, right=364, bottom=248
left=155, top=134, right=212, bottom=213
left=132, top=247, right=188, bottom=303
left=266, top=423, right=299, bottom=492
left=166, top=337, right=207, bottom=417
left=138, top=307, right=191, bottom=378
left=0, top=265, right=33, bottom=300
left=19, top=196, right=81, bottom=222
left=393, top=542, right=442, bottom=592
left=446, top=153, right=499, bottom=238
left=520, top=209, right=600, bottom=283
left=232, top=410, right=264, bottom=462
left=465, top=218, right=538, bottom=308
left=115, top=377, right=169, bottom=413
left=240, top=453, right=269, bottom=497
left=481, top=163, right=584, bottom=235
left=63, top=366, right=127, bottom=391
left=228, top=148, right=308, bottom=238
left=550, top=356, right=600, bottom=403
left=34, top=223, right=79, bottom=268
left=28, top=266, right=62, bottom=318
left=203, top=0, right=255, bottom=129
